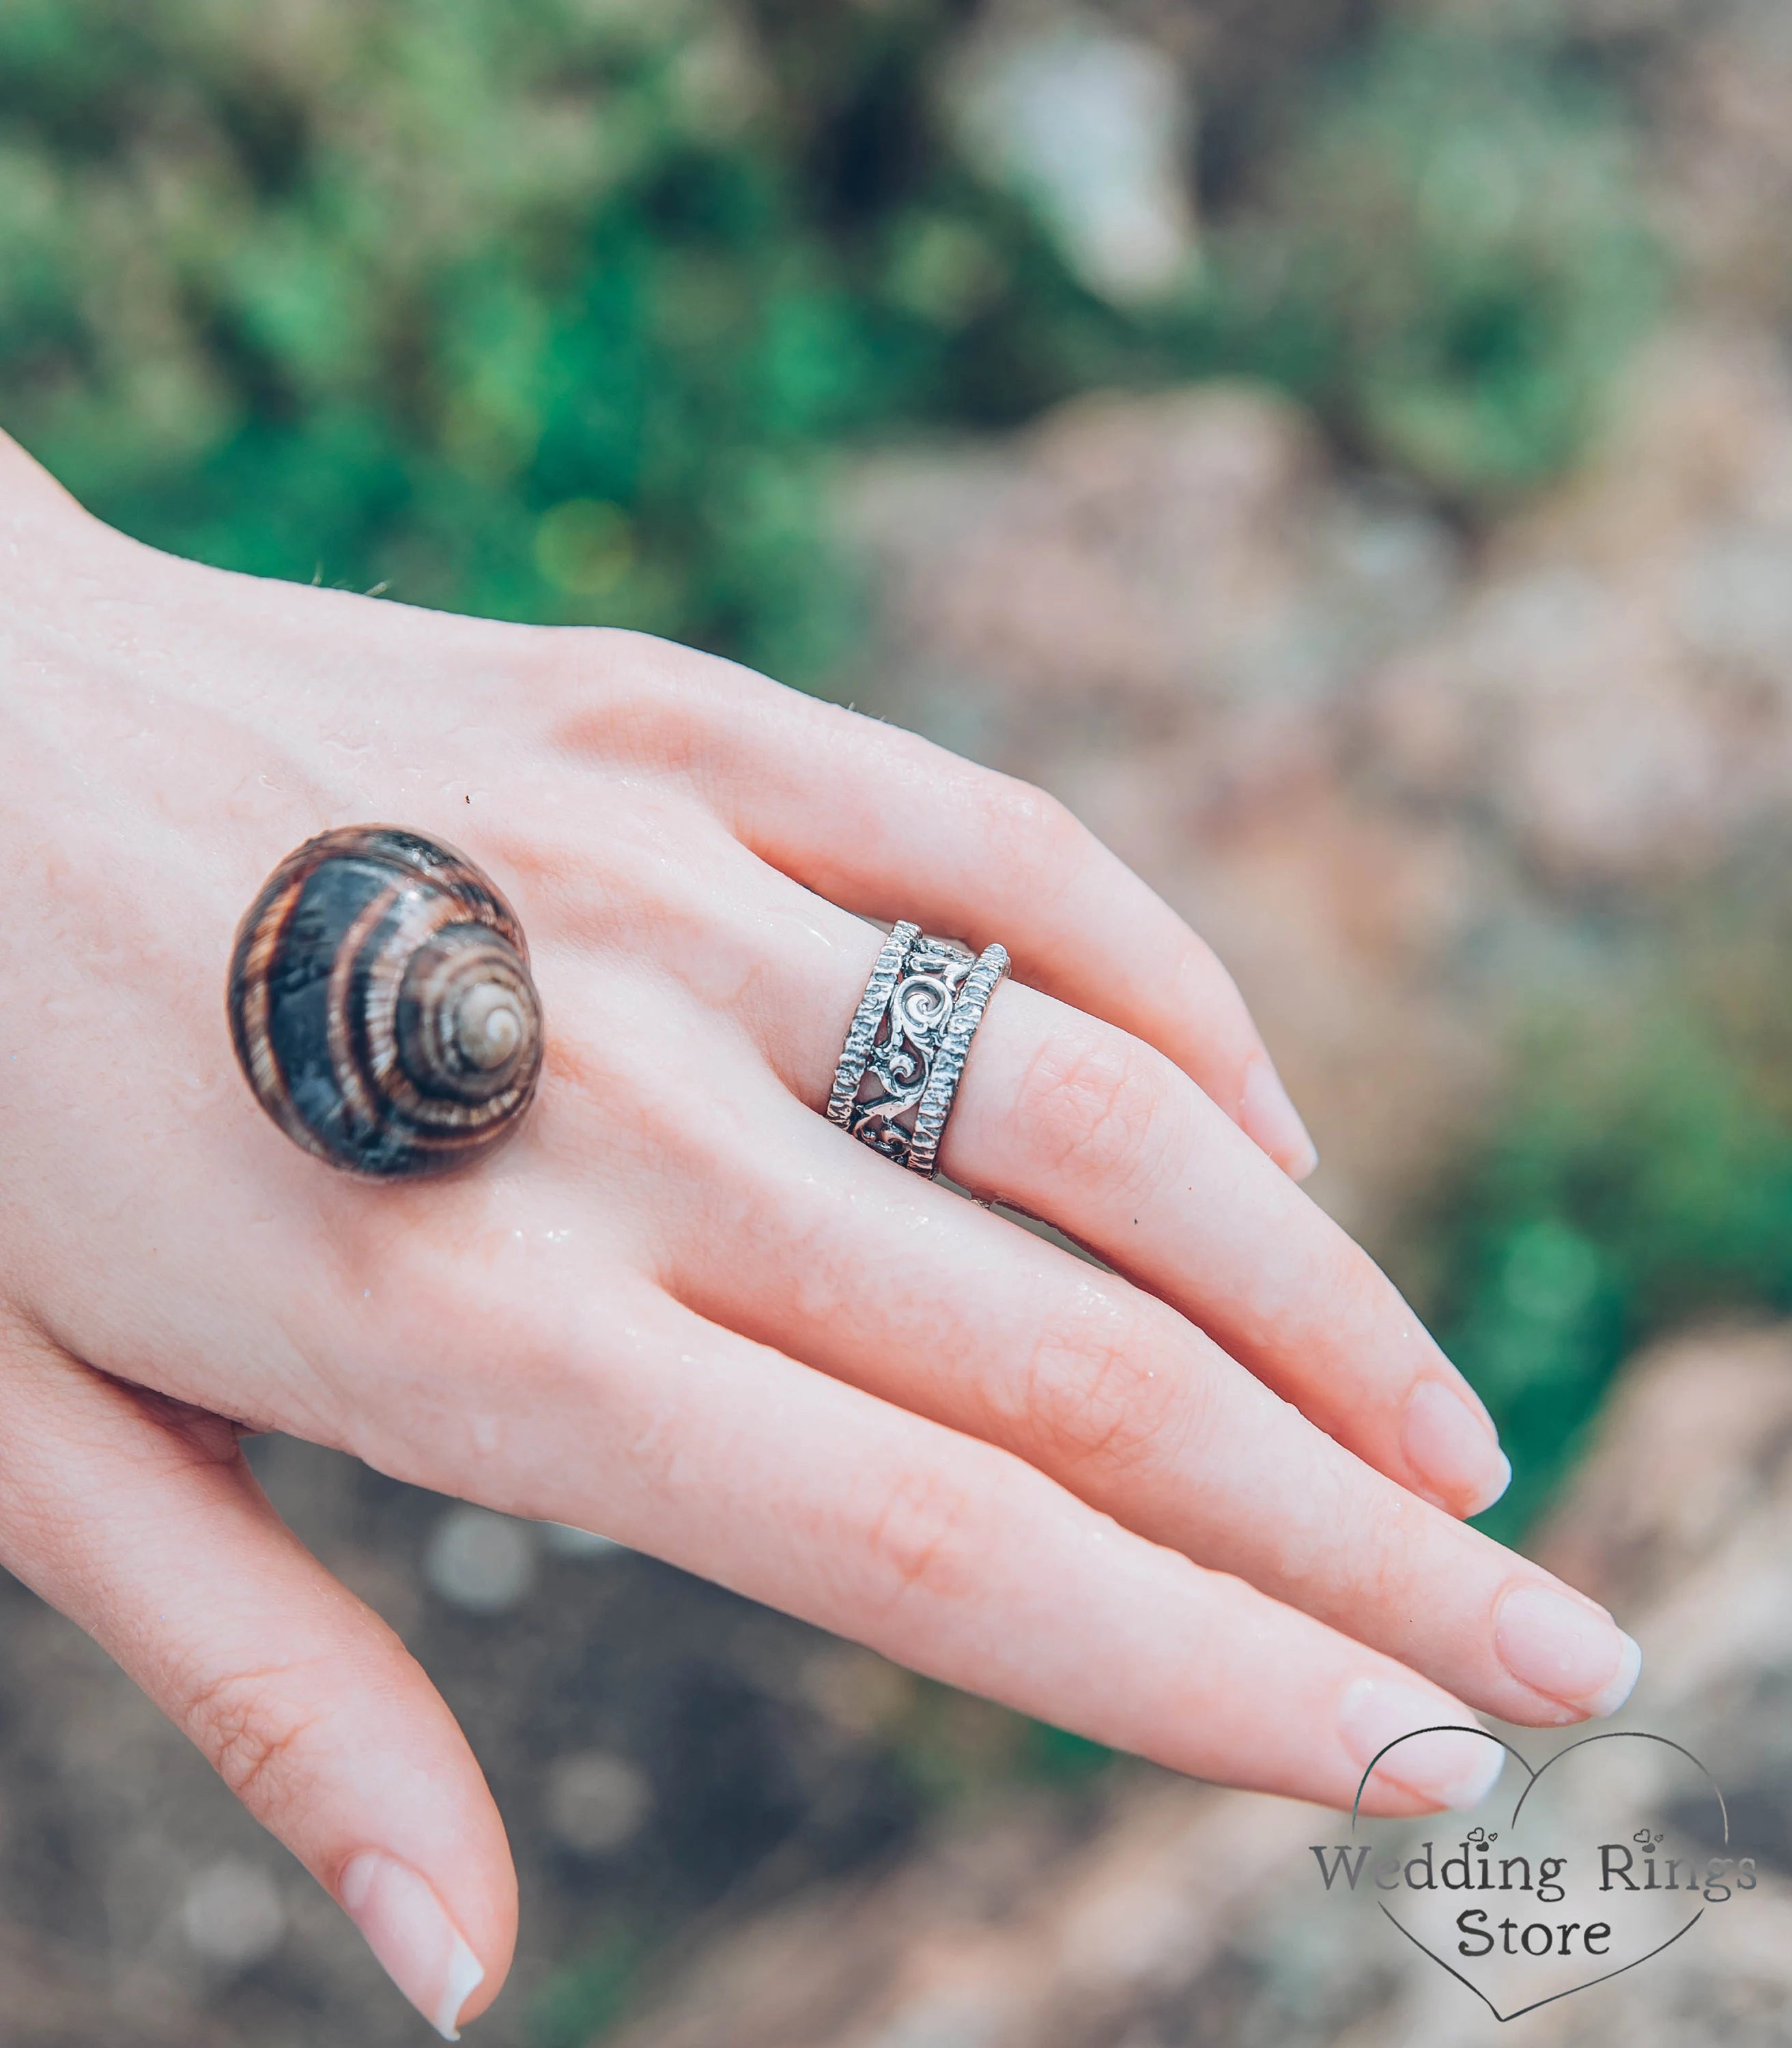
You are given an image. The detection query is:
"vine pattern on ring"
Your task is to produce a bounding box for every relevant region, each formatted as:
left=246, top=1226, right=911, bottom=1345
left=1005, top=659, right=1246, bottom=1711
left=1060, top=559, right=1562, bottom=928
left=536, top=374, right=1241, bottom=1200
left=845, top=935, right=976, bottom=1167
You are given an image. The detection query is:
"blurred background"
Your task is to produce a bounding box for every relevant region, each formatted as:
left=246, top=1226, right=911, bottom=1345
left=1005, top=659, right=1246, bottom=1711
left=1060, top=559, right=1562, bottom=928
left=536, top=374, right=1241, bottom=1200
left=9, top=0, right=1792, bottom=2040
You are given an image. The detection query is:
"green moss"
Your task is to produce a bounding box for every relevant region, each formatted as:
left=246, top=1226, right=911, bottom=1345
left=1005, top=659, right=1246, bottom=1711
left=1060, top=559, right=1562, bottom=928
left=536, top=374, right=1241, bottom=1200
left=528, top=1927, right=642, bottom=2048
left=1412, top=1011, right=1792, bottom=1544
left=1240, top=22, right=1665, bottom=500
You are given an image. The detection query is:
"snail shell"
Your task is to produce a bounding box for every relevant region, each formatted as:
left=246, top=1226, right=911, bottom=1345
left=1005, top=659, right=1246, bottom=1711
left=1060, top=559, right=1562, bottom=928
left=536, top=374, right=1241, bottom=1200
left=228, top=826, right=543, bottom=1178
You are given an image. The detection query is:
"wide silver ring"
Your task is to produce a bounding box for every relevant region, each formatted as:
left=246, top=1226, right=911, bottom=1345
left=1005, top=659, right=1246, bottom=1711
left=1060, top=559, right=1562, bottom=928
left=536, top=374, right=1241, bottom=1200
left=827, top=922, right=1010, bottom=1176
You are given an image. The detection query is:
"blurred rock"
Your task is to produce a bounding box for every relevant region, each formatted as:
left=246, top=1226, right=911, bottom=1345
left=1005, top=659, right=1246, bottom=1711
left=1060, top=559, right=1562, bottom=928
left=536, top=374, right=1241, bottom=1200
left=423, top=1505, right=539, bottom=1614
left=1367, top=324, right=1792, bottom=889
left=800, top=1648, right=918, bottom=1739
left=178, top=1858, right=286, bottom=1972
left=1615, top=0, right=1792, bottom=328
left=546, top=1750, right=655, bottom=1857
left=948, top=18, right=1198, bottom=303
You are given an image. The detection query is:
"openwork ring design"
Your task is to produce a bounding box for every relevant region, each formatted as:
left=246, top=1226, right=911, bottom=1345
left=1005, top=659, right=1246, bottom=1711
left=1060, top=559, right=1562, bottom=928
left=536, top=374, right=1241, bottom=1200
left=827, top=922, right=1010, bottom=1176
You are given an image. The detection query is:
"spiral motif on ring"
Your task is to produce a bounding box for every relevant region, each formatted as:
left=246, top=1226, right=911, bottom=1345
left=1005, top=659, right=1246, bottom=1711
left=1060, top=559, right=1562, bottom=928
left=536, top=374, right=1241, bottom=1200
left=227, top=826, right=544, bottom=1177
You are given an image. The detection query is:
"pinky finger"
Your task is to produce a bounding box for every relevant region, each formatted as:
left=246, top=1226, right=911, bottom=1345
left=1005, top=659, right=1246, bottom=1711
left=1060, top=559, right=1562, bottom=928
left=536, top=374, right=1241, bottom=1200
left=0, top=1326, right=512, bottom=2040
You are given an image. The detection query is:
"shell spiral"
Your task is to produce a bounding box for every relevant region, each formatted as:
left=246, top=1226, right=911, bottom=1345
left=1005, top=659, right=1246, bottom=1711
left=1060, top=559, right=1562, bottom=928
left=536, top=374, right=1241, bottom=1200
left=227, top=827, right=544, bottom=1177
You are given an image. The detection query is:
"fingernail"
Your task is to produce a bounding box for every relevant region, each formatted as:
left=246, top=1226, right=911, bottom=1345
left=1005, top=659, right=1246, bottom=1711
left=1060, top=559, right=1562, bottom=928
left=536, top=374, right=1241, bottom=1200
left=340, top=1852, right=485, bottom=2040
left=1239, top=1055, right=1319, bottom=1180
left=1402, top=1378, right=1510, bottom=1514
left=1339, top=1677, right=1505, bottom=1810
left=1495, top=1585, right=1642, bottom=1716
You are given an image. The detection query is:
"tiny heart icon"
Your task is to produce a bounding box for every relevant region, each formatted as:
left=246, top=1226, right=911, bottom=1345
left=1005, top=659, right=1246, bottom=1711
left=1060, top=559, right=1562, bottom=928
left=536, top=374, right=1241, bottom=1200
left=1307, top=1730, right=1751, bottom=2021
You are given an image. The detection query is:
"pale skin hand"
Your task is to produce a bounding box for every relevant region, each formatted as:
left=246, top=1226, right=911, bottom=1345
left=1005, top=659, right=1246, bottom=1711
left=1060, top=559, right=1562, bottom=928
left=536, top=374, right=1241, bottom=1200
left=0, top=435, right=1638, bottom=2037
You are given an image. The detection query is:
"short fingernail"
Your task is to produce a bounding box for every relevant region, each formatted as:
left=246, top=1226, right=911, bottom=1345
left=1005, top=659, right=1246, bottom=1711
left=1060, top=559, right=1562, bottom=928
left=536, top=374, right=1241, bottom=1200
left=1402, top=1378, right=1510, bottom=1514
left=1495, top=1584, right=1642, bottom=1716
left=340, top=1852, right=485, bottom=2040
left=1239, top=1055, right=1319, bottom=1180
left=1339, top=1677, right=1505, bottom=1810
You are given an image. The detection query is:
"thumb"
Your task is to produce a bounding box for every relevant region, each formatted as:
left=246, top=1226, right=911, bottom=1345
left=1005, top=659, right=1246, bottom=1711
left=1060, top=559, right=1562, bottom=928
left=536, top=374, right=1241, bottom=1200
left=0, top=1325, right=514, bottom=2038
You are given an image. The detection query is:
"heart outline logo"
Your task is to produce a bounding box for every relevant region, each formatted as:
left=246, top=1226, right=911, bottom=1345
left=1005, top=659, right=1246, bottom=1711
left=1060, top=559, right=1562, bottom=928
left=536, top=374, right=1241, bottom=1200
left=1348, top=1729, right=1729, bottom=2023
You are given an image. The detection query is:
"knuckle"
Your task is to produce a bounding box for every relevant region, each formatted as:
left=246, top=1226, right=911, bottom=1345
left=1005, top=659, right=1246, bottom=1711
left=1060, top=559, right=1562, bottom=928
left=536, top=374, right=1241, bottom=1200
left=180, top=1664, right=324, bottom=1819
left=538, top=626, right=719, bottom=776
left=1167, top=926, right=1256, bottom=1042
left=976, top=773, right=1084, bottom=872
left=1012, top=1025, right=1174, bottom=1195
left=857, top=1464, right=986, bottom=1615
left=1013, top=1294, right=1191, bottom=1479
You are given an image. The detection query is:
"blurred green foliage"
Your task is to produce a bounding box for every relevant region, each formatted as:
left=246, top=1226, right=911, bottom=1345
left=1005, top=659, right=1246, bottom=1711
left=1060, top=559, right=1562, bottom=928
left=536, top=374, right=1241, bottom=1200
left=1248, top=23, right=1663, bottom=500
left=1416, top=999, right=1792, bottom=1544
left=0, top=0, right=1171, bottom=678
left=0, top=2, right=1662, bottom=682
left=529, top=1928, right=641, bottom=2048
left=885, top=1679, right=1116, bottom=1812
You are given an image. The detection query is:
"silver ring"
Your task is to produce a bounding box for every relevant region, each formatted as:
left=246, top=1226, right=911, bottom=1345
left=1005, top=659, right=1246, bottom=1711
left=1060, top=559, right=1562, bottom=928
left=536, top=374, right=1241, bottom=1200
left=827, top=924, right=1010, bottom=1176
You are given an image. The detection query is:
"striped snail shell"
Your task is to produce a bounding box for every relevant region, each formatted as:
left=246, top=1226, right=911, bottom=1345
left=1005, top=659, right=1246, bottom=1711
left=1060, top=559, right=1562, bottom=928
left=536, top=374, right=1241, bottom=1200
left=227, top=826, right=543, bottom=1178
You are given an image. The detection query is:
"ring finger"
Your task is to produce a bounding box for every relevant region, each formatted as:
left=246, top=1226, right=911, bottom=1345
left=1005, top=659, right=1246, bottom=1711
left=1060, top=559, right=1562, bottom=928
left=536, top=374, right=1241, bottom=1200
left=750, top=890, right=1511, bottom=1519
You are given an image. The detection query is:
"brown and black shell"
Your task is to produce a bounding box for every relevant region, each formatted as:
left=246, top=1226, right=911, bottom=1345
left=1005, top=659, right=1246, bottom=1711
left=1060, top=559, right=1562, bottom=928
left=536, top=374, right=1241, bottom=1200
left=227, top=826, right=543, bottom=1178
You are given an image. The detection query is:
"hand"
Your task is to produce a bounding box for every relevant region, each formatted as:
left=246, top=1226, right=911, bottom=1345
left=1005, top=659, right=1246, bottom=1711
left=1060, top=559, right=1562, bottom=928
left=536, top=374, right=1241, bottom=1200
left=0, top=438, right=1637, bottom=2036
